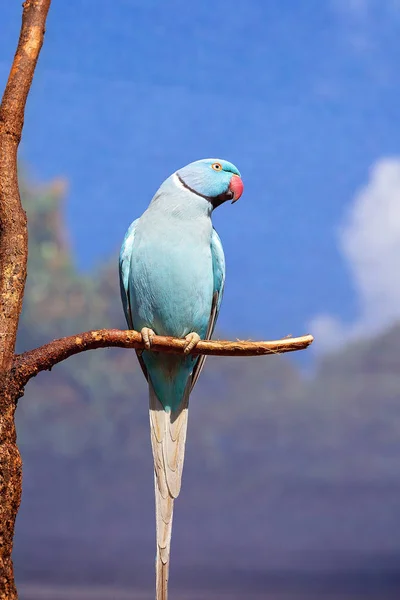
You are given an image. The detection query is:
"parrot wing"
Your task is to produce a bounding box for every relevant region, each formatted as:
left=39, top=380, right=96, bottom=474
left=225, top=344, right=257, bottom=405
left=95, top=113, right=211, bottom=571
left=118, top=218, right=148, bottom=379
left=190, top=226, right=225, bottom=391
left=119, top=218, right=139, bottom=330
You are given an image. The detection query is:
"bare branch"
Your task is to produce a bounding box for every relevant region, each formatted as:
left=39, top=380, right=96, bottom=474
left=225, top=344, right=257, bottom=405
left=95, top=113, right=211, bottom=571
left=0, top=0, right=51, bottom=374
left=13, top=329, right=314, bottom=388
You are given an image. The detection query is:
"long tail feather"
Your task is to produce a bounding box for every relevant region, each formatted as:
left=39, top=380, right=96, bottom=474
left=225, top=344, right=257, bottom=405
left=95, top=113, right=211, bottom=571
left=149, top=380, right=190, bottom=600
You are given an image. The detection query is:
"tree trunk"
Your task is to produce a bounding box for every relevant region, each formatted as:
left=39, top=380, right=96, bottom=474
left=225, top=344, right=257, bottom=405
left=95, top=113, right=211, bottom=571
left=0, top=1, right=52, bottom=596
left=0, top=383, right=21, bottom=600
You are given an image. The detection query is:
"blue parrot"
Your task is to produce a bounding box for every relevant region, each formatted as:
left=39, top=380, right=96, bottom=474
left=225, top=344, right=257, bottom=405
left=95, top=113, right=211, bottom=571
left=119, top=158, right=243, bottom=599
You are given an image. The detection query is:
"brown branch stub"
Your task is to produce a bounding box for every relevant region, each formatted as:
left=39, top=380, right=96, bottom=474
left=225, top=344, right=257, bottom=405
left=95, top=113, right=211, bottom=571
left=13, top=329, right=314, bottom=389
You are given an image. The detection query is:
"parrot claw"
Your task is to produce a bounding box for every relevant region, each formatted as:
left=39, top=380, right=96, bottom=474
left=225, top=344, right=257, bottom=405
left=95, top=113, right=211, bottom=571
left=183, top=332, right=201, bottom=354
left=141, top=327, right=156, bottom=350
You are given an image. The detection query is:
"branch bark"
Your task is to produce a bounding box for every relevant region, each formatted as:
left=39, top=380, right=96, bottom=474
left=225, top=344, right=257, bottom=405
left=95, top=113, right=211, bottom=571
left=0, top=0, right=51, bottom=373
left=0, top=2, right=51, bottom=598
left=13, top=329, right=314, bottom=391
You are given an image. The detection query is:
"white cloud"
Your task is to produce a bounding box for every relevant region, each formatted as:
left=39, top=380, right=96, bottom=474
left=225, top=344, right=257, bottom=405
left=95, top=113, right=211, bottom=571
left=310, top=158, right=400, bottom=352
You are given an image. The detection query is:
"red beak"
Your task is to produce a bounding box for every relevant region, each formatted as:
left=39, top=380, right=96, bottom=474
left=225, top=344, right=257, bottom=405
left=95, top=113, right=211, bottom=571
left=229, top=174, right=244, bottom=203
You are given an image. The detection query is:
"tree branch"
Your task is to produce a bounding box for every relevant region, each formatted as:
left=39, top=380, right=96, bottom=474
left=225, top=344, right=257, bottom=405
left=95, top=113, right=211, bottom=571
left=13, top=329, right=314, bottom=389
left=0, top=3, right=52, bottom=598
left=0, top=0, right=51, bottom=375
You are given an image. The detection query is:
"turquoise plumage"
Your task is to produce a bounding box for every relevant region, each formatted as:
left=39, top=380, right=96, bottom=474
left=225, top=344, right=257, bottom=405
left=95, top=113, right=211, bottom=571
left=119, top=158, right=243, bottom=599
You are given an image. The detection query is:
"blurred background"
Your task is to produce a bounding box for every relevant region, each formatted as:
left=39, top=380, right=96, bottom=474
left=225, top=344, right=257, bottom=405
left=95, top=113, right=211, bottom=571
left=1, top=1, right=400, bottom=598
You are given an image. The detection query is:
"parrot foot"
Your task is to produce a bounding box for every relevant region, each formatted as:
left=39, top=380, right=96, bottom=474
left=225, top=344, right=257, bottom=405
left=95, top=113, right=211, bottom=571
left=183, top=332, right=201, bottom=354
left=141, top=327, right=156, bottom=350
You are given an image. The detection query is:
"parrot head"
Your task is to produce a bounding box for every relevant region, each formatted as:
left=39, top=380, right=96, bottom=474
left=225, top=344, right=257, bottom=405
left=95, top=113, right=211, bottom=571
left=175, top=158, right=243, bottom=208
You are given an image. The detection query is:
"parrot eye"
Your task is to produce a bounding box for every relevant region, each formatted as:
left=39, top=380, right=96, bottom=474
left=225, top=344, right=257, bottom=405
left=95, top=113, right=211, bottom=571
left=211, top=162, right=222, bottom=171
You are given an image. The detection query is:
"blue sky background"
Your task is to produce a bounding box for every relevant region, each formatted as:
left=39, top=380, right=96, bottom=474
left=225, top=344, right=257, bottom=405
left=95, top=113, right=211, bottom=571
left=1, top=0, right=400, bottom=348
